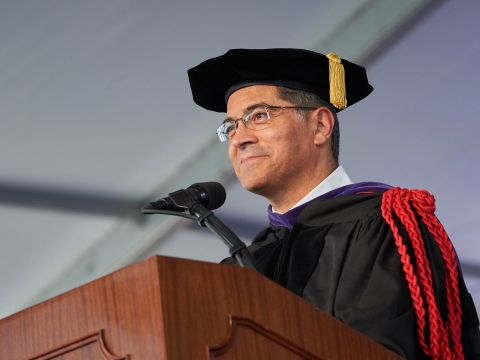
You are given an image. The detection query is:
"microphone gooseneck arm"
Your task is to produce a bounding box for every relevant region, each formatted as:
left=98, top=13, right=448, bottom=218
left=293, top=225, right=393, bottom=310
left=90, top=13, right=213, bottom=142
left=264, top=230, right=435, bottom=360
left=188, top=203, right=263, bottom=274
left=140, top=208, right=198, bottom=220
left=141, top=202, right=263, bottom=275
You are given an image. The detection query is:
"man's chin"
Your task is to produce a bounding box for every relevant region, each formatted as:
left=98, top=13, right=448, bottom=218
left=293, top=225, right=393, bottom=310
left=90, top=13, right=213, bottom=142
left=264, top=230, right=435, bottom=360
left=238, top=178, right=269, bottom=197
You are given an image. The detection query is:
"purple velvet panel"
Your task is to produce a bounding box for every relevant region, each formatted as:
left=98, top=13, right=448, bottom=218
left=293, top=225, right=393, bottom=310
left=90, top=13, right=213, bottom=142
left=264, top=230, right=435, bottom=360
left=268, top=182, right=393, bottom=230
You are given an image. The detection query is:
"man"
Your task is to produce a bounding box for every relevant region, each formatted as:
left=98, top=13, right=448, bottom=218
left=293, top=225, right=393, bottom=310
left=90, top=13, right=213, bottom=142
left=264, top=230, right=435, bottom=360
left=188, top=49, right=480, bottom=359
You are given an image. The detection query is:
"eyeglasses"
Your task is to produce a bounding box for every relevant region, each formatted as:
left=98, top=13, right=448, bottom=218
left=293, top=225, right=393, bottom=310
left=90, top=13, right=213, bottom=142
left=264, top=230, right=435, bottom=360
left=216, top=105, right=318, bottom=142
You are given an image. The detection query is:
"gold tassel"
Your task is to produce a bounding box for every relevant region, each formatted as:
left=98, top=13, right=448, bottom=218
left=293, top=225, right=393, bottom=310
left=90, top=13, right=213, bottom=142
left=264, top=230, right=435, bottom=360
left=326, top=53, right=347, bottom=109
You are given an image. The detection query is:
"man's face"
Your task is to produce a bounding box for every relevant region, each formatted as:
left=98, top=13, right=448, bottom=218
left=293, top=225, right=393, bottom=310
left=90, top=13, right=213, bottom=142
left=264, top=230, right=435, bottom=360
left=226, top=85, right=319, bottom=199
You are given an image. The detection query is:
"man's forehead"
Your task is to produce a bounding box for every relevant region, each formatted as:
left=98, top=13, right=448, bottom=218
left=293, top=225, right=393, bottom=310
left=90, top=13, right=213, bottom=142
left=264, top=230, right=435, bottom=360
left=226, top=85, right=280, bottom=112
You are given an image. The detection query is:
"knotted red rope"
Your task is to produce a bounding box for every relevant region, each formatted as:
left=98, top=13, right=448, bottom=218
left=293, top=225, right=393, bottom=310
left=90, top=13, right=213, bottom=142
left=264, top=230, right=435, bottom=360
left=381, top=188, right=463, bottom=360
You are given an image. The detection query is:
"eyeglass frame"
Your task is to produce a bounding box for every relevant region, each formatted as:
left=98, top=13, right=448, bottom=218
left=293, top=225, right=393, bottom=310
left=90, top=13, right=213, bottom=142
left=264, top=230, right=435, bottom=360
left=216, top=105, right=318, bottom=142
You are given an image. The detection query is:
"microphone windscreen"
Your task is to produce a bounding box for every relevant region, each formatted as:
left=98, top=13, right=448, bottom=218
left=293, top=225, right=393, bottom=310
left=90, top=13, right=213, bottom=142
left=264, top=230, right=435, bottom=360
left=191, top=182, right=226, bottom=210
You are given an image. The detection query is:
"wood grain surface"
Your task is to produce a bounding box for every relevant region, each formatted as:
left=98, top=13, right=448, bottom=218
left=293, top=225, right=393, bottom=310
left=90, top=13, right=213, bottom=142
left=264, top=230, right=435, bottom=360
left=0, top=256, right=404, bottom=360
left=206, top=315, right=323, bottom=359
left=0, top=257, right=166, bottom=359
left=155, top=256, right=404, bottom=360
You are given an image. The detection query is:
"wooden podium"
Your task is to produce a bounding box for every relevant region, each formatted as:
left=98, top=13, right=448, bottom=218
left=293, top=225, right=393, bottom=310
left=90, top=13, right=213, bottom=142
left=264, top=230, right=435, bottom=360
left=0, top=256, right=403, bottom=359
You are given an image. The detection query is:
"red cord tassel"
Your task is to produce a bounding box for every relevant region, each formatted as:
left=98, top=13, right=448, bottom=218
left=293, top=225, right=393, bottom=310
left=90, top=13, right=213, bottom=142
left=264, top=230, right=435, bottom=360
left=381, top=188, right=463, bottom=360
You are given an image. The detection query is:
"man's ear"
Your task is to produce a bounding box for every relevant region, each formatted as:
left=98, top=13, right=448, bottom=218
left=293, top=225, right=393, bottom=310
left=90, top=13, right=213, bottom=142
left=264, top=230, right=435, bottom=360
left=313, top=107, right=335, bottom=146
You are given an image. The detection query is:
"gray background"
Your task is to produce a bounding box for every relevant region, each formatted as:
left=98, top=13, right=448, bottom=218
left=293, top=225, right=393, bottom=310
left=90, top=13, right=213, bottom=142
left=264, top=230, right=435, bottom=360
left=0, top=0, right=479, bottom=319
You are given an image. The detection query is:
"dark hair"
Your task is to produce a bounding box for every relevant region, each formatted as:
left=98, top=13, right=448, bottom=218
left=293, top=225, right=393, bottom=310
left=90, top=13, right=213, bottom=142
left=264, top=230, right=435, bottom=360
left=276, top=86, right=340, bottom=165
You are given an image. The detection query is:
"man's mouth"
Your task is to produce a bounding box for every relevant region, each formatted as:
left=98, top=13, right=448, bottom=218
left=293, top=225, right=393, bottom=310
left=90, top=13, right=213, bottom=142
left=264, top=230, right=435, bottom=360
left=240, top=155, right=267, bottom=165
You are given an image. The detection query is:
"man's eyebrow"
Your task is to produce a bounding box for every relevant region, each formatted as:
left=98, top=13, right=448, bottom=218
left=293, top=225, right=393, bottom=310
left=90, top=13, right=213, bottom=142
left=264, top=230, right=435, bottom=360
left=222, top=102, right=269, bottom=124
left=222, top=117, right=235, bottom=124
left=245, top=102, right=269, bottom=113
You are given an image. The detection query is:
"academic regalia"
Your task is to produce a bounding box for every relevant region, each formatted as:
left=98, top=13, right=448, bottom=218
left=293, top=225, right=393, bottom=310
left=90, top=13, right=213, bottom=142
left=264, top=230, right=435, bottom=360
left=188, top=48, right=373, bottom=113
left=222, top=183, right=480, bottom=359
left=189, top=48, right=480, bottom=359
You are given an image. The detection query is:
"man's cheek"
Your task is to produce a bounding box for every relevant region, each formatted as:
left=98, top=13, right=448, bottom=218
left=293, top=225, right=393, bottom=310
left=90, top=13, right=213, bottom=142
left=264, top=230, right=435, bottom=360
left=228, top=148, right=236, bottom=165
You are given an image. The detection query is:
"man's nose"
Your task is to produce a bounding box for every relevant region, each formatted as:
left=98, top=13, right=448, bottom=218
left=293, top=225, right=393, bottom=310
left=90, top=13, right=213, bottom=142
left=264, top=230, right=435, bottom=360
left=230, top=120, right=256, bottom=149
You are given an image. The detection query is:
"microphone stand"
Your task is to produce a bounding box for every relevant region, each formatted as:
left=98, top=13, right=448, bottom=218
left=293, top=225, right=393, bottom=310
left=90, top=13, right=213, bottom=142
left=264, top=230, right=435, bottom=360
left=141, top=202, right=264, bottom=275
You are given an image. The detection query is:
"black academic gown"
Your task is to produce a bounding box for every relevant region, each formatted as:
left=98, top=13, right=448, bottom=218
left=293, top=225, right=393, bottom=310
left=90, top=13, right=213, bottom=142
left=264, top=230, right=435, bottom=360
left=223, top=192, right=480, bottom=359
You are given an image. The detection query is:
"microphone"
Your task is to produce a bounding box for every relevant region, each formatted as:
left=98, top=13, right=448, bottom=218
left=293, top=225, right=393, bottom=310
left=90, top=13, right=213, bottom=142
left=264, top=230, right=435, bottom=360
left=141, top=182, right=263, bottom=273
left=143, top=182, right=226, bottom=211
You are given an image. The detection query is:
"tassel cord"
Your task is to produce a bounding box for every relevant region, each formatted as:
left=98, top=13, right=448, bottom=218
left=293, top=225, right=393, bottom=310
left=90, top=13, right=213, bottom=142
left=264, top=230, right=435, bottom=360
left=381, top=188, right=463, bottom=360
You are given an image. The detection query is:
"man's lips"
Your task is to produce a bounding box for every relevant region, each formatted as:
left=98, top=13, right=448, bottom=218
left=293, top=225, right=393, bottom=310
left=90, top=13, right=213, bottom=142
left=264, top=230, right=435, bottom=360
left=240, top=155, right=267, bottom=165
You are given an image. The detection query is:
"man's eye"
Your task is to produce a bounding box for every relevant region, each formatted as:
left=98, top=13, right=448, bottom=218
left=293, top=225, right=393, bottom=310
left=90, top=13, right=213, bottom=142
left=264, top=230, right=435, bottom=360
left=250, top=110, right=269, bottom=123
left=224, top=123, right=236, bottom=134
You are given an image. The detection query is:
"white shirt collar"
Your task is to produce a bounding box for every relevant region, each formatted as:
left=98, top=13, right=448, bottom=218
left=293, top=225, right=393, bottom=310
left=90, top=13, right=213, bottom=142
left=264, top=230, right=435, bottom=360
left=272, top=165, right=353, bottom=214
